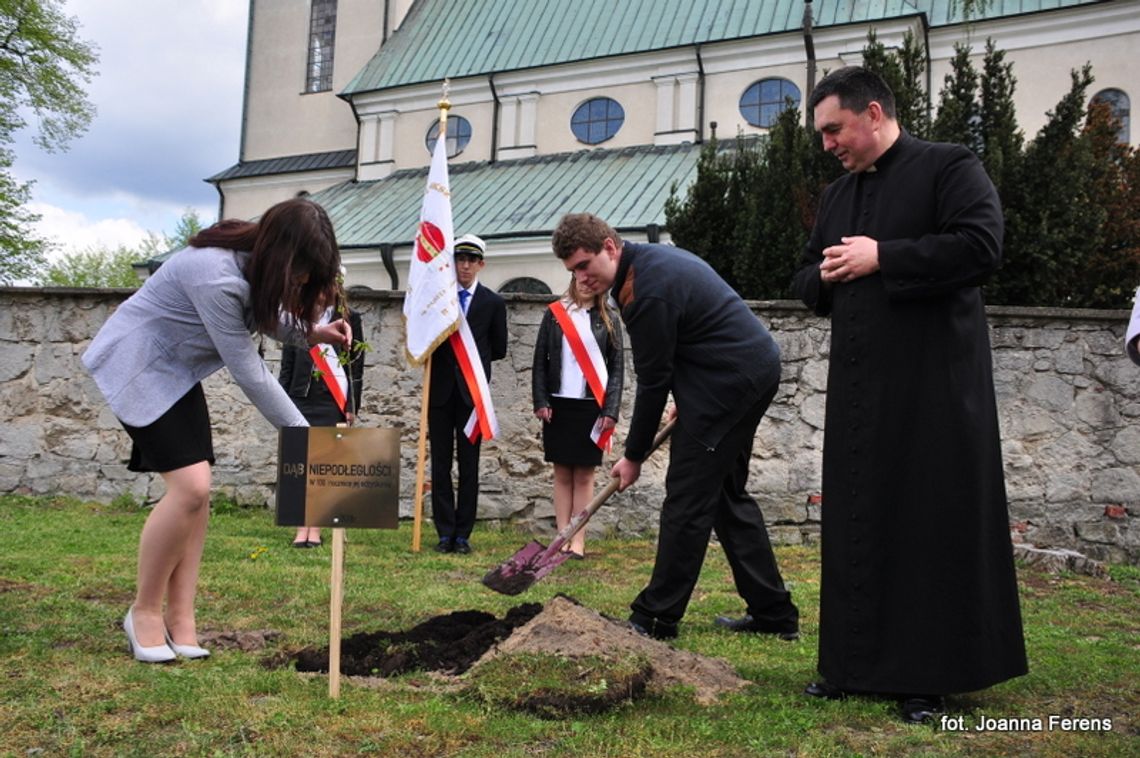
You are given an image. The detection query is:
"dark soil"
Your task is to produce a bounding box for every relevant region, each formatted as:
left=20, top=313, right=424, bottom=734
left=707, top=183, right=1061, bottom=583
left=293, top=603, right=543, bottom=676
left=285, top=596, right=748, bottom=713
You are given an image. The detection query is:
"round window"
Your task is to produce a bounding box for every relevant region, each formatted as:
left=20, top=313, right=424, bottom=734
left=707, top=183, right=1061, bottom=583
left=571, top=97, right=625, bottom=145
left=739, top=78, right=801, bottom=128
left=425, top=115, right=473, bottom=157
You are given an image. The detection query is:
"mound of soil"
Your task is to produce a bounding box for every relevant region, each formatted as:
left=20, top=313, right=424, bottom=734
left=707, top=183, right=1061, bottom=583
left=293, top=603, right=543, bottom=676
left=472, top=595, right=749, bottom=704
left=288, top=596, right=748, bottom=706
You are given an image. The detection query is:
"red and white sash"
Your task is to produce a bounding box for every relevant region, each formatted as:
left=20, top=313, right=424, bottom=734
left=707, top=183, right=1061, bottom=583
left=309, top=345, right=347, bottom=415
left=548, top=300, right=613, bottom=451
left=450, top=293, right=498, bottom=443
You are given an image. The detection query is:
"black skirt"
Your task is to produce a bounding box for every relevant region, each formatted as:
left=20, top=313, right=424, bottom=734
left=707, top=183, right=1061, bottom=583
left=121, top=383, right=215, bottom=473
left=542, top=396, right=604, bottom=467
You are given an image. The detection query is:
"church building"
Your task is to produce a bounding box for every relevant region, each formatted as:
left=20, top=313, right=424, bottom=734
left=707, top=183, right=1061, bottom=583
left=208, top=0, right=1139, bottom=292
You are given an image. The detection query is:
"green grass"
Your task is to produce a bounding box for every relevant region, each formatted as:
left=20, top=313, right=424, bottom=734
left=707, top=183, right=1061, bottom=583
left=1, top=494, right=1136, bottom=757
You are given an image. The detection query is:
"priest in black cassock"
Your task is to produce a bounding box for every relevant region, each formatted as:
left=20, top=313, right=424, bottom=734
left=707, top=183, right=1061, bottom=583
left=792, top=66, right=1027, bottom=724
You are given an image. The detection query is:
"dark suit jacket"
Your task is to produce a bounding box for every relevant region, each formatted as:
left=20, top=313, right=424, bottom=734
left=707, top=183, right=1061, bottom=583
left=430, top=283, right=508, bottom=407
left=279, top=309, right=365, bottom=417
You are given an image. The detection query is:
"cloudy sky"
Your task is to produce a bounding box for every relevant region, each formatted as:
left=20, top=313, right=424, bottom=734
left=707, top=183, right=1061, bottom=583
left=11, top=0, right=247, bottom=254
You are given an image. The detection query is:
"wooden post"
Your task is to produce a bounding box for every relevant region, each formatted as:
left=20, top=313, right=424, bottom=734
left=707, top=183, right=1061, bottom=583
left=328, top=526, right=345, bottom=698
left=411, top=357, right=432, bottom=552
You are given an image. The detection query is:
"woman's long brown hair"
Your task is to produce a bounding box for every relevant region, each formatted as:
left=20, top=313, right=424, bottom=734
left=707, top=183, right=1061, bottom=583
left=189, top=198, right=341, bottom=334
left=563, top=275, right=616, bottom=337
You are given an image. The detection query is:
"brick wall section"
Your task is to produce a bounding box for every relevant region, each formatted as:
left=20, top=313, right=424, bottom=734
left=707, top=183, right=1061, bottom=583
left=1, top=288, right=1135, bottom=563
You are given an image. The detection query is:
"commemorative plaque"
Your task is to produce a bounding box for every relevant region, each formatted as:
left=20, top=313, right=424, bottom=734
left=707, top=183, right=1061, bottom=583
left=276, top=427, right=400, bottom=529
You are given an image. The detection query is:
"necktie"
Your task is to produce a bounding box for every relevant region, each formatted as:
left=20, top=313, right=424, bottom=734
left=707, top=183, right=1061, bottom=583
left=458, top=288, right=470, bottom=313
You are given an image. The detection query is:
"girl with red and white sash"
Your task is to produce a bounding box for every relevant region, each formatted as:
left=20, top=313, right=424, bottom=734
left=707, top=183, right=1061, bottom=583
left=531, top=277, right=624, bottom=558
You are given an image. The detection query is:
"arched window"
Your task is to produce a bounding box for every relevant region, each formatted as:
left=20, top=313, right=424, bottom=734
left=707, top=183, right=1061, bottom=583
left=499, top=277, right=552, bottom=295
left=425, top=116, right=473, bottom=157
left=571, top=97, right=625, bottom=145
left=1091, top=88, right=1131, bottom=144
left=739, top=78, right=801, bottom=128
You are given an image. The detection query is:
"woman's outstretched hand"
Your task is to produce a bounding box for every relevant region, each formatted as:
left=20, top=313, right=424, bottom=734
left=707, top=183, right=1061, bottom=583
left=310, top=318, right=352, bottom=347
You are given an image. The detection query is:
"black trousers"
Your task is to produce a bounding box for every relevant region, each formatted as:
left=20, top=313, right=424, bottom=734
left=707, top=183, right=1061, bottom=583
left=428, top=388, right=481, bottom=540
left=630, top=387, right=797, bottom=630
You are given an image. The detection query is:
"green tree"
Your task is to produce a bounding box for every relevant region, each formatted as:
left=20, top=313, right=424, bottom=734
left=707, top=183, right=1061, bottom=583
left=737, top=106, right=840, bottom=298
left=1078, top=99, right=1140, bottom=307
left=978, top=39, right=1022, bottom=195
left=930, top=43, right=981, bottom=153
left=991, top=65, right=1099, bottom=306
left=32, top=209, right=207, bottom=287
left=861, top=29, right=930, bottom=138
left=35, top=245, right=141, bottom=287
left=0, top=0, right=98, bottom=283
left=665, top=31, right=1139, bottom=307
left=0, top=154, right=44, bottom=282
left=663, top=137, right=738, bottom=289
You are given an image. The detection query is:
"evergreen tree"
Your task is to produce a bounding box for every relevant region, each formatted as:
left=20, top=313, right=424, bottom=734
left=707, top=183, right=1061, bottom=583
left=665, top=32, right=1137, bottom=308
left=978, top=39, right=1022, bottom=195
left=664, top=137, right=739, bottom=289
left=1080, top=99, right=1140, bottom=306
left=930, top=43, right=982, bottom=153
left=992, top=65, right=1098, bottom=306
left=895, top=30, right=931, bottom=138
left=861, top=30, right=930, bottom=137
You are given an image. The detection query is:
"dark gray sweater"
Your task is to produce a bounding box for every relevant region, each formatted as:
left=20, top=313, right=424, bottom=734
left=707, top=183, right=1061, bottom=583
left=613, top=242, right=781, bottom=460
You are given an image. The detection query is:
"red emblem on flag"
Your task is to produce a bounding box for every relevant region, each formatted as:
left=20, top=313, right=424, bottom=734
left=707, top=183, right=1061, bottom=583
left=415, top=221, right=446, bottom=262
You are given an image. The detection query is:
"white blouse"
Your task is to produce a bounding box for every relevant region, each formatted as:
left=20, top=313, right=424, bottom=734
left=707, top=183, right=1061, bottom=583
left=553, top=301, right=592, bottom=399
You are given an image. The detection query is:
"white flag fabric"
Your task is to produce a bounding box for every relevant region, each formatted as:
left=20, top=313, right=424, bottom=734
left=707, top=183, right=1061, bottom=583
left=404, top=134, right=459, bottom=365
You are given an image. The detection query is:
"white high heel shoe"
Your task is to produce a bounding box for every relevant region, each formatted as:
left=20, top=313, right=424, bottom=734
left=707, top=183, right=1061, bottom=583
left=123, top=608, right=176, bottom=663
left=164, top=629, right=210, bottom=660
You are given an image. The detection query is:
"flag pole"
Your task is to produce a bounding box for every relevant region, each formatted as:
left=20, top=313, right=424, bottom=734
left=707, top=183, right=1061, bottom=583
left=411, top=81, right=451, bottom=553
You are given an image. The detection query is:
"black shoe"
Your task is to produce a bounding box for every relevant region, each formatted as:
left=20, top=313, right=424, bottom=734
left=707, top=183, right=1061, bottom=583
left=900, top=695, right=945, bottom=724
left=453, top=537, right=471, bottom=554
left=714, top=613, right=799, bottom=641
left=628, top=616, right=678, bottom=640
left=434, top=537, right=453, bottom=553
left=804, top=681, right=848, bottom=700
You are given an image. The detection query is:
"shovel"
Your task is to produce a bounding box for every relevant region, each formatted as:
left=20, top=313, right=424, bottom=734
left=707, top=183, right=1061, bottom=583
left=482, top=420, right=675, bottom=595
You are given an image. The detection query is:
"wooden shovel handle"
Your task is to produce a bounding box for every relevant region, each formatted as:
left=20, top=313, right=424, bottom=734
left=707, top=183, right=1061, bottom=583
left=545, top=419, right=677, bottom=555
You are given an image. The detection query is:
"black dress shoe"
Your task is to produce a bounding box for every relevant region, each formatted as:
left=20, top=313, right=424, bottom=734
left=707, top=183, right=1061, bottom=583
left=434, top=538, right=453, bottom=553
left=900, top=695, right=945, bottom=724
left=628, top=616, right=678, bottom=640
left=714, top=613, right=799, bottom=641
left=804, top=681, right=848, bottom=700
left=453, top=537, right=471, bottom=554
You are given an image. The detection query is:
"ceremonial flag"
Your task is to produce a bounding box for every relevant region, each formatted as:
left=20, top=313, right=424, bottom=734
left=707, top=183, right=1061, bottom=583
left=403, top=124, right=498, bottom=441
left=404, top=134, right=459, bottom=364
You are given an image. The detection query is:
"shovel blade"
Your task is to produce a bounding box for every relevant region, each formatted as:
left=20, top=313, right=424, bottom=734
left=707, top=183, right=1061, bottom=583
left=481, top=539, right=573, bottom=595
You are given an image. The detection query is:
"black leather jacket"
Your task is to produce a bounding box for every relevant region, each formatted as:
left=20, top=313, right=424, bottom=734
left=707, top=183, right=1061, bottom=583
left=531, top=302, right=624, bottom=420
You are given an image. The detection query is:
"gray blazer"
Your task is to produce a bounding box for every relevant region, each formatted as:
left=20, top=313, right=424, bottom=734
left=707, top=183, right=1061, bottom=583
left=82, top=246, right=308, bottom=428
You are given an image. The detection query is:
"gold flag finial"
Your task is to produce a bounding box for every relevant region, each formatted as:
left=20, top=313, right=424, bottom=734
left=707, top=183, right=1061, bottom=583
left=438, top=79, right=451, bottom=132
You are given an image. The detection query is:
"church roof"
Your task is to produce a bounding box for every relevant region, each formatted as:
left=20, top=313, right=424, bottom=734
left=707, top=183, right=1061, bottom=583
left=207, top=149, right=357, bottom=182
left=344, top=0, right=1101, bottom=95
left=309, top=142, right=704, bottom=248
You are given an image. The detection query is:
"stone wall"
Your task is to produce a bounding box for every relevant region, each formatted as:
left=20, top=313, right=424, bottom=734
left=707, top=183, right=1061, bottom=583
left=1, top=288, right=1136, bottom=563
